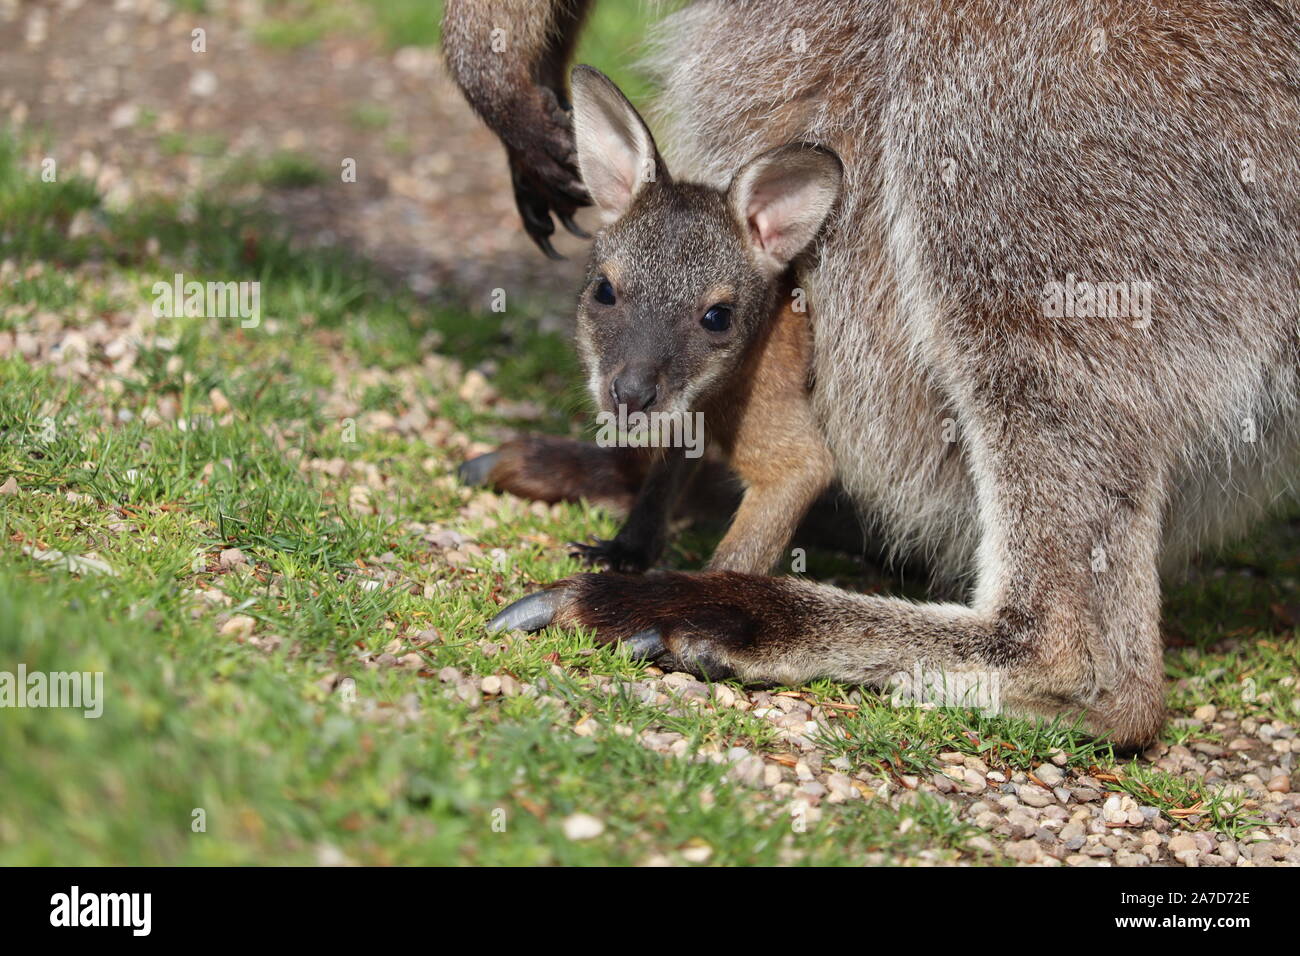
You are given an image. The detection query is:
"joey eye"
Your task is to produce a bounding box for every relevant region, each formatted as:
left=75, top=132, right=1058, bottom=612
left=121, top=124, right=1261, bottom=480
left=700, top=304, right=733, bottom=333
left=594, top=278, right=616, bottom=306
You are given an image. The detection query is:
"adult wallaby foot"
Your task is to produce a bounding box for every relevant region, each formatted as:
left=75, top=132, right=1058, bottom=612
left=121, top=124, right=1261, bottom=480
left=491, top=556, right=1167, bottom=751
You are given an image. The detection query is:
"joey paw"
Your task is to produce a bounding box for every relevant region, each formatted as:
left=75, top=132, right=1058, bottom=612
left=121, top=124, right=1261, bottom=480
left=567, top=537, right=654, bottom=573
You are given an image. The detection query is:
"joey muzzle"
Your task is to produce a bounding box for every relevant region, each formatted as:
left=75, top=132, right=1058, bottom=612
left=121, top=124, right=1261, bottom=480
left=610, top=364, right=659, bottom=412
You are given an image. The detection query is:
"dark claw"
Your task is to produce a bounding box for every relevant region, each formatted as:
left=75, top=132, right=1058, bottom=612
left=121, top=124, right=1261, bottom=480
left=557, top=179, right=591, bottom=206
left=559, top=212, right=591, bottom=239
left=520, top=206, right=554, bottom=232
left=534, top=232, right=563, bottom=260
left=517, top=193, right=552, bottom=233
left=623, top=628, right=666, bottom=661
left=487, top=588, right=571, bottom=633
left=517, top=199, right=547, bottom=231
left=512, top=171, right=565, bottom=260
left=458, top=452, right=500, bottom=488
left=518, top=201, right=563, bottom=259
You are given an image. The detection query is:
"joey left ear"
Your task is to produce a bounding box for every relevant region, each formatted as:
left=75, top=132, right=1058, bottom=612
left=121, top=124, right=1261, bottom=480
left=570, top=65, right=669, bottom=223
left=727, top=143, right=843, bottom=275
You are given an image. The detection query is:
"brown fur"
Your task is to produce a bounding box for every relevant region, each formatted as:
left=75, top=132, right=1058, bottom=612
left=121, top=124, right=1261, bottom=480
left=565, top=288, right=833, bottom=575
left=442, top=0, right=594, bottom=254
left=474, top=434, right=650, bottom=512
left=560, top=67, right=841, bottom=574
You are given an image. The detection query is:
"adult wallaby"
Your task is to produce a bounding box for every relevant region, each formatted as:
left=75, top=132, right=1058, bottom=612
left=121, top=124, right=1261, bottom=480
left=563, top=65, right=839, bottom=575
left=446, top=0, right=1300, bottom=747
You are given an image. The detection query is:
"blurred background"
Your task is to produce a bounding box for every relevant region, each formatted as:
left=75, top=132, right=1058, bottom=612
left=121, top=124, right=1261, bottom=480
left=0, top=0, right=662, bottom=317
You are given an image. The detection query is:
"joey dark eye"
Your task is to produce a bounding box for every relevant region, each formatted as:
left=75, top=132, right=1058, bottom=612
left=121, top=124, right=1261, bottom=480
left=700, top=304, right=733, bottom=333
left=594, top=278, right=616, bottom=306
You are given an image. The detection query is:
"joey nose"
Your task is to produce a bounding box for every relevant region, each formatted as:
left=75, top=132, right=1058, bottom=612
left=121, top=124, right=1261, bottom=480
left=611, top=367, right=658, bottom=412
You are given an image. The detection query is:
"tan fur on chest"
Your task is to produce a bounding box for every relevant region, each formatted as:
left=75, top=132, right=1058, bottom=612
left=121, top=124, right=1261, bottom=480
left=705, top=292, right=827, bottom=487
left=702, top=291, right=834, bottom=574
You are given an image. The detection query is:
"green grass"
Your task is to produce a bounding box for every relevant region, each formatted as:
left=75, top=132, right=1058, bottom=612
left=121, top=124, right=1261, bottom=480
left=222, top=150, right=329, bottom=190
left=1110, top=763, right=1266, bottom=840
left=360, top=0, right=441, bottom=48
left=348, top=103, right=392, bottom=131
left=0, top=547, right=987, bottom=864
left=250, top=0, right=358, bottom=49
left=819, top=703, right=1115, bottom=780
left=159, top=130, right=227, bottom=158
left=0, top=137, right=100, bottom=261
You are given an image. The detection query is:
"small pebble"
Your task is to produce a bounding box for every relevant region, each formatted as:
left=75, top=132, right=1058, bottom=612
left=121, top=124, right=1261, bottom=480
left=562, top=814, right=604, bottom=841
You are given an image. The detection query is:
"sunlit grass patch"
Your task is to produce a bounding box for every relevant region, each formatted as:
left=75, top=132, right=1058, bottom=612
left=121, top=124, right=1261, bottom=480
left=1106, top=762, right=1267, bottom=840
left=818, top=696, right=1114, bottom=780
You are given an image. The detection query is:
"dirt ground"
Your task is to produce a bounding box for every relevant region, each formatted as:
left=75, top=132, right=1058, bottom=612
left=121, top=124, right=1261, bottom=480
left=0, top=0, right=589, bottom=313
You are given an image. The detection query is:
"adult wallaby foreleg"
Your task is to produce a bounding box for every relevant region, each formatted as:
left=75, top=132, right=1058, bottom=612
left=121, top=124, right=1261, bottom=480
left=442, top=0, right=593, bottom=255
left=491, top=408, right=1169, bottom=748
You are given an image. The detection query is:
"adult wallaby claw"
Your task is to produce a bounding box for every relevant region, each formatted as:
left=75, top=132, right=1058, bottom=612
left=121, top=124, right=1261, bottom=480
left=535, top=234, right=563, bottom=260
left=457, top=452, right=500, bottom=488
left=487, top=588, right=570, bottom=633
left=559, top=212, right=591, bottom=239
left=623, top=628, right=666, bottom=661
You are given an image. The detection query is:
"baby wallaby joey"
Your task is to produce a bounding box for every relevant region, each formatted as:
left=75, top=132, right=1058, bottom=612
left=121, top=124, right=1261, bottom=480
left=566, top=65, right=840, bottom=575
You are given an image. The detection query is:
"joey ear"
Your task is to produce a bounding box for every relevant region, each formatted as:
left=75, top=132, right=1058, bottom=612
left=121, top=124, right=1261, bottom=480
left=570, top=65, right=668, bottom=221
left=727, top=143, right=843, bottom=274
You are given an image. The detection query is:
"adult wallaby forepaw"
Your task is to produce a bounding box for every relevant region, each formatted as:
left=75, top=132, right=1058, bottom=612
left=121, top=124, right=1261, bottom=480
left=486, top=571, right=814, bottom=681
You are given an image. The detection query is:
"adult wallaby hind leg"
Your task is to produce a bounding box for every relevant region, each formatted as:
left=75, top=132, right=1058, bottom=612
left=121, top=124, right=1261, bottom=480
left=492, top=388, right=1169, bottom=748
